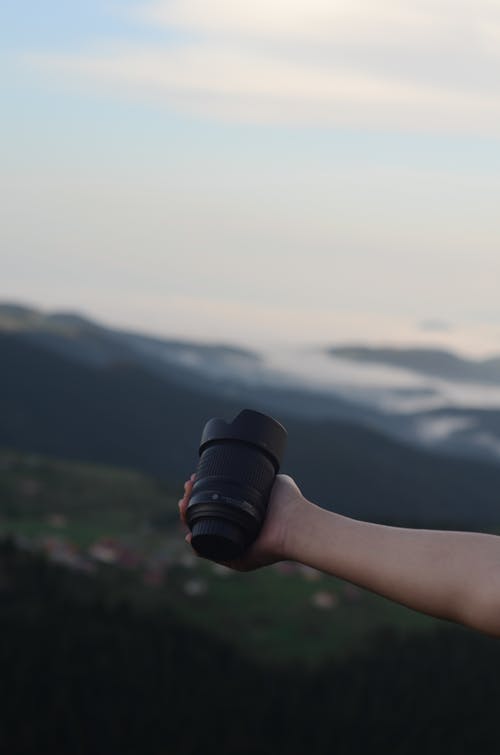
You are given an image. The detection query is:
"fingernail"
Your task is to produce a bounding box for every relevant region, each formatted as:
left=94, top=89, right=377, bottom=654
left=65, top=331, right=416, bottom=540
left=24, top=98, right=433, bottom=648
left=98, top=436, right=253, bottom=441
left=190, top=473, right=196, bottom=481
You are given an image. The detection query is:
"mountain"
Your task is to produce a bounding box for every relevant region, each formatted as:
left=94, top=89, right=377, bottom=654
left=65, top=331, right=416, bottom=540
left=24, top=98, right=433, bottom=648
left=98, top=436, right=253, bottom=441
left=4, top=301, right=500, bottom=468
left=0, top=301, right=260, bottom=380
left=0, top=302, right=401, bottom=430
left=328, top=345, right=500, bottom=384
left=2, top=331, right=500, bottom=529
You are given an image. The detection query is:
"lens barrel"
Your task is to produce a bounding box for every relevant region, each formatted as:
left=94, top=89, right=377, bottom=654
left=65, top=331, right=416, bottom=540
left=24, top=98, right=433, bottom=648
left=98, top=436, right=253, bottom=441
left=186, top=410, right=287, bottom=561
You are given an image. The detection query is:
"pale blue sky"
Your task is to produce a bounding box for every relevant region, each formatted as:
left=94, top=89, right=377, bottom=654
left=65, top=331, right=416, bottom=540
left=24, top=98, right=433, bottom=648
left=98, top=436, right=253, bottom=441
left=2, top=1, right=500, bottom=353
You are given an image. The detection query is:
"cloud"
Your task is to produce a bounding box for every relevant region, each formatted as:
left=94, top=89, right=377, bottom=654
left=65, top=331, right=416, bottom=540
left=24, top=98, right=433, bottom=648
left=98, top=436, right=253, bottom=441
left=419, top=319, right=454, bottom=333
left=137, top=0, right=499, bottom=50
left=28, top=0, right=500, bottom=132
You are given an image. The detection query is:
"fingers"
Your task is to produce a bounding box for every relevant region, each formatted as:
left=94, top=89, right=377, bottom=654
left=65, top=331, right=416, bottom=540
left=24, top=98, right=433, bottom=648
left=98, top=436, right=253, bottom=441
left=178, top=473, right=196, bottom=526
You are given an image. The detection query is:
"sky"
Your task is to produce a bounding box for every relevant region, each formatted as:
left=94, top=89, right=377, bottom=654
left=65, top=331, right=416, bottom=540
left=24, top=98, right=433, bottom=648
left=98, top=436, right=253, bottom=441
left=2, top=0, right=500, bottom=354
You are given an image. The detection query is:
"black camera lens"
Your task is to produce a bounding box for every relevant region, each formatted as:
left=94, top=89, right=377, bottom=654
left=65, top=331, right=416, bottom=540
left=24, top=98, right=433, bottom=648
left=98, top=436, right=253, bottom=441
left=186, top=409, right=287, bottom=562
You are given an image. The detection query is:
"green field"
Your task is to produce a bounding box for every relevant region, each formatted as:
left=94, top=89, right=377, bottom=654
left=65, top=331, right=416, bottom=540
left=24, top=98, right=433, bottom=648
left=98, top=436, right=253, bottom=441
left=0, top=448, right=444, bottom=666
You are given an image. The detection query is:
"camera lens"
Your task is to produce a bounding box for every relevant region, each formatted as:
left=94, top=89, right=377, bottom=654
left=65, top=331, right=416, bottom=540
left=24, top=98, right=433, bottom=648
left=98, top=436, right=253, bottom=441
left=186, top=410, right=287, bottom=561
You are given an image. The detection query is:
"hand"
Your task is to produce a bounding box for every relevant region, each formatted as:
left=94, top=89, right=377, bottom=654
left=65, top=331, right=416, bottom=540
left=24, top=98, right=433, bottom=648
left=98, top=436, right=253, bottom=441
left=178, top=473, right=307, bottom=571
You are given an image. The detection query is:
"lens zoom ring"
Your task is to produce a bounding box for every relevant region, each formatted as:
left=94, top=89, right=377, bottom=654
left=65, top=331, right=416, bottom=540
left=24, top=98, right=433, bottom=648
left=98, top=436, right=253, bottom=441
left=196, top=443, right=275, bottom=492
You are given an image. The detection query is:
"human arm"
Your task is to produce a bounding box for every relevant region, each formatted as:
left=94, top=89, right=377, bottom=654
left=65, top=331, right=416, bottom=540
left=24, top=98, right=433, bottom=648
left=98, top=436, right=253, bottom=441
left=179, top=474, right=500, bottom=636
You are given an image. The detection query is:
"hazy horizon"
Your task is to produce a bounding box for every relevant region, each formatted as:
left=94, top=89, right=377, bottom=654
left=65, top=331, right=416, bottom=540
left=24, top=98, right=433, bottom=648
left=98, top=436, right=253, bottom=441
left=3, top=296, right=500, bottom=359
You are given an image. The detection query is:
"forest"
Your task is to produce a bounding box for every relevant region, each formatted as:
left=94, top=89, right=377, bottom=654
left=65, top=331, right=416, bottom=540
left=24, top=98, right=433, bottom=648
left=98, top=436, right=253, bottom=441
left=1, top=538, right=500, bottom=755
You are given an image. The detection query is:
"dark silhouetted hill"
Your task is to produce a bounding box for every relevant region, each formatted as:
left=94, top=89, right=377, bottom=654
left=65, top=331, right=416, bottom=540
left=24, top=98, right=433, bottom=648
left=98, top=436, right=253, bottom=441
left=329, top=345, right=500, bottom=383
left=6, top=302, right=500, bottom=466
left=2, top=332, right=500, bottom=528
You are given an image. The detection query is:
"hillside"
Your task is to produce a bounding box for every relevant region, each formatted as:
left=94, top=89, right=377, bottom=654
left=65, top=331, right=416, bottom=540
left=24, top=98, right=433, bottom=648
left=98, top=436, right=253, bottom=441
left=329, top=345, right=500, bottom=384
left=2, top=333, right=500, bottom=529
left=5, top=301, right=500, bottom=466
left=0, top=449, right=443, bottom=666
left=2, top=540, right=500, bottom=755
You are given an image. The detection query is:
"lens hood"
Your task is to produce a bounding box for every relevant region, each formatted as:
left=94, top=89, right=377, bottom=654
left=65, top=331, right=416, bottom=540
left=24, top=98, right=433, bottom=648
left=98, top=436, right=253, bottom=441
left=199, top=409, right=287, bottom=471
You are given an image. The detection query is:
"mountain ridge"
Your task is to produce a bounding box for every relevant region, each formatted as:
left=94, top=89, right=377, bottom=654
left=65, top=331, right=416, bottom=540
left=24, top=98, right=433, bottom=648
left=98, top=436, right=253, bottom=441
left=4, top=301, right=500, bottom=467
left=2, top=331, right=500, bottom=529
left=328, top=344, right=500, bottom=384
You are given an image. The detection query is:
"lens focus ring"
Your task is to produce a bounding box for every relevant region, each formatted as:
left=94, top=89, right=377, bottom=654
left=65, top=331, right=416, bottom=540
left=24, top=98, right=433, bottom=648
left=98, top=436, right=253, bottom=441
left=195, top=442, right=275, bottom=492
